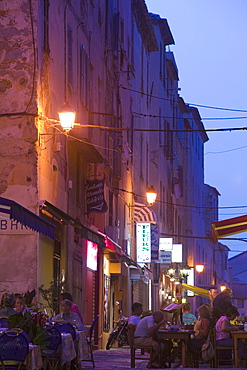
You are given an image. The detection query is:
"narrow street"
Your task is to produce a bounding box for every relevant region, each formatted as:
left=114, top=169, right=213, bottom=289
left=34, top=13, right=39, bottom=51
left=80, top=347, right=242, bottom=369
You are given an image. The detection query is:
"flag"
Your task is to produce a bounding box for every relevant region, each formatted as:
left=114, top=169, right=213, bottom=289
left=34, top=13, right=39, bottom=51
left=211, top=214, right=247, bottom=241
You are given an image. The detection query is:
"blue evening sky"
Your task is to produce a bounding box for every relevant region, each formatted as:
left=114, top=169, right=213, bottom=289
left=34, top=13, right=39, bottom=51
left=145, top=0, right=247, bottom=258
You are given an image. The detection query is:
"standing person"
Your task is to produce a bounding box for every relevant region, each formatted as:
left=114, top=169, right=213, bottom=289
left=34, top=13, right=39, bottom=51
left=182, top=303, right=197, bottom=326
left=216, top=305, right=247, bottom=363
left=213, top=287, right=233, bottom=316
left=14, top=295, right=30, bottom=315
left=60, top=291, right=84, bottom=326
left=134, top=310, right=173, bottom=368
left=128, top=302, right=143, bottom=329
left=54, top=299, right=84, bottom=330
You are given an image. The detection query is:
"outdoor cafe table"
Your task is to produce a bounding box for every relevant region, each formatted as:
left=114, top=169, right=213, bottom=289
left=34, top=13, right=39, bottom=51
left=157, top=329, right=194, bottom=366
left=231, top=330, right=247, bottom=368
left=61, top=330, right=89, bottom=367
left=26, top=344, right=43, bottom=370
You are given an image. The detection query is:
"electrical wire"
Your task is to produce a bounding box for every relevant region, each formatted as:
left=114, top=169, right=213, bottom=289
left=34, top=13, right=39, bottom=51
left=205, top=145, right=247, bottom=155
left=120, top=85, right=247, bottom=113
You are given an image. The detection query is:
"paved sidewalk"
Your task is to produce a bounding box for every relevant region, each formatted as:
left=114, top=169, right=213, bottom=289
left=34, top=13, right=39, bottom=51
left=80, top=347, right=244, bottom=369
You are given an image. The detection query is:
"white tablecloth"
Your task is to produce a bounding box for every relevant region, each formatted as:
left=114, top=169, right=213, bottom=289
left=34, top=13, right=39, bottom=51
left=76, top=330, right=89, bottom=361
left=61, top=333, right=76, bottom=366
left=27, top=344, right=43, bottom=370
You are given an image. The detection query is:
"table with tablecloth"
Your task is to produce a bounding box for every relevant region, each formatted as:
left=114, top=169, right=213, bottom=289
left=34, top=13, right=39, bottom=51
left=60, top=332, right=77, bottom=366
left=75, top=330, right=89, bottom=362
left=26, top=344, right=43, bottom=370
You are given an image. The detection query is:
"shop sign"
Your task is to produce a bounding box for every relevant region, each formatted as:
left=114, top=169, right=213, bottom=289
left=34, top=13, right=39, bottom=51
left=86, top=176, right=108, bottom=214
left=0, top=219, right=32, bottom=234
left=159, top=237, right=173, bottom=250
left=136, top=223, right=151, bottom=263
left=86, top=240, right=98, bottom=271
left=151, top=225, right=159, bottom=261
left=159, top=250, right=172, bottom=264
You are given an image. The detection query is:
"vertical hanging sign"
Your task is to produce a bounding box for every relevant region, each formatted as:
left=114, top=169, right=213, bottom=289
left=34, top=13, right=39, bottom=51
left=136, top=223, right=151, bottom=263
left=86, top=175, right=108, bottom=214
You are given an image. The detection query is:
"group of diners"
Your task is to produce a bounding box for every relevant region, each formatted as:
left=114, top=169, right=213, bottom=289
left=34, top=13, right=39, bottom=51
left=0, top=291, right=84, bottom=331
left=128, top=287, right=247, bottom=369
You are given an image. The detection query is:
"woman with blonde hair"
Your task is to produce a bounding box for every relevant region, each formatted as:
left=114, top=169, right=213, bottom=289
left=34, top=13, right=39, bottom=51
left=188, top=304, right=213, bottom=356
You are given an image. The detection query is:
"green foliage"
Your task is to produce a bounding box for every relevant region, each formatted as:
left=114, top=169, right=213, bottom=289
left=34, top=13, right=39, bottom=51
left=39, top=282, right=61, bottom=313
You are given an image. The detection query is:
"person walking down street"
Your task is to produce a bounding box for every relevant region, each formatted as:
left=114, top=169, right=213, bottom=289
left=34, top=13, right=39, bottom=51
left=213, top=287, right=233, bottom=316
left=216, top=305, right=247, bottom=363
left=128, top=302, right=143, bottom=329
left=134, top=310, right=173, bottom=368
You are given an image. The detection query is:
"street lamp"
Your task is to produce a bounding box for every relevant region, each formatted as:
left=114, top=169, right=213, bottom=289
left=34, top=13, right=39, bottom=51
left=146, top=186, right=157, bottom=206
left=195, top=264, right=204, bottom=273
left=179, top=266, right=190, bottom=280
left=58, top=103, right=76, bottom=131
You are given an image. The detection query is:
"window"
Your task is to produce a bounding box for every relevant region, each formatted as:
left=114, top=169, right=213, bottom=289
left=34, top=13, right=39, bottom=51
left=67, top=26, right=73, bottom=87
left=80, top=46, right=89, bottom=107
left=43, top=0, right=50, bottom=53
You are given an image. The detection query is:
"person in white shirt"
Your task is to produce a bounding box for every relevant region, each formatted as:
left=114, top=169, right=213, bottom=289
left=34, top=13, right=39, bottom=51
left=128, top=302, right=143, bottom=328
left=54, top=299, right=83, bottom=330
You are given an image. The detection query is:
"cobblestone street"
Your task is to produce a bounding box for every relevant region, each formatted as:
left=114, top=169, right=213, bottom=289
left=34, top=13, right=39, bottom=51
left=80, top=347, right=243, bottom=370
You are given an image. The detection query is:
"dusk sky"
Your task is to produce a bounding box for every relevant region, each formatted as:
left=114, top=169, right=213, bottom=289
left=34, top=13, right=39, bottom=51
left=145, top=0, right=247, bottom=258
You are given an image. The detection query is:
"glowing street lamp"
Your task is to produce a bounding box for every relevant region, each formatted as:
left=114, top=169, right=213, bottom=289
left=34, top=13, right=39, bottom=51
left=146, top=186, right=157, bottom=206
left=58, top=103, right=76, bottom=131
left=195, top=264, right=204, bottom=273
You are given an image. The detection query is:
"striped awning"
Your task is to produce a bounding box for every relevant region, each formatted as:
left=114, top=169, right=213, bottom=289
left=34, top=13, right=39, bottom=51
left=134, top=202, right=158, bottom=224
left=211, top=214, right=247, bottom=241
left=182, top=283, right=213, bottom=300
left=0, top=196, right=55, bottom=239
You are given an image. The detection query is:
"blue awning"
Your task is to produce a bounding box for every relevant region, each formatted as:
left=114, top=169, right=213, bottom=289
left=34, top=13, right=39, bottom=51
left=0, top=197, right=55, bottom=239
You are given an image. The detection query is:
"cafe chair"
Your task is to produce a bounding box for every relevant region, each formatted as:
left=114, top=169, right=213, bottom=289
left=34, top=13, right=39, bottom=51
left=0, top=329, right=29, bottom=369
left=212, top=328, right=234, bottom=368
left=82, top=315, right=99, bottom=368
left=42, top=325, right=62, bottom=370
left=128, top=326, right=153, bottom=368
left=54, top=322, right=76, bottom=340
left=0, top=317, right=9, bottom=329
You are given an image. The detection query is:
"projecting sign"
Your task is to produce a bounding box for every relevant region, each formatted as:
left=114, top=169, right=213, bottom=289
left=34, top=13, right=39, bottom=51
left=159, top=237, right=173, bottom=250
left=136, top=223, right=151, bottom=263
left=159, top=250, right=172, bottom=264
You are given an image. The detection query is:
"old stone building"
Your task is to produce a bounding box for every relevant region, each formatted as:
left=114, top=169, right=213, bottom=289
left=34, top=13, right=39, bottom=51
left=0, top=0, right=228, bottom=348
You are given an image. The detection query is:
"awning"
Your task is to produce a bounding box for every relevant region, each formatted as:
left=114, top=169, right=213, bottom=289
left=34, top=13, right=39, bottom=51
left=182, top=283, right=213, bottom=300
left=134, top=202, right=158, bottom=224
left=40, top=200, right=105, bottom=247
left=0, top=196, right=55, bottom=239
left=211, top=215, right=247, bottom=241
left=103, top=235, right=123, bottom=256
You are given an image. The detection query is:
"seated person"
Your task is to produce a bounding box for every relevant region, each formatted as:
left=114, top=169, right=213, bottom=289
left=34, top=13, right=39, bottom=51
left=60, top=291, right=84, bottom=326
left=134, top=310, right=173, bottom=368
left=179, top=304, right=213, bottom=367
left=0, top=294, right=17, bottom=317
left=128, top=302, right=143, bottom=328
left=14, top=295, right=30, bottom=315
left=216, top=305, right=247, bottom=363
left=182, top=303, right=197, bottom=326
left=54, top=299, right=84, bottom=330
